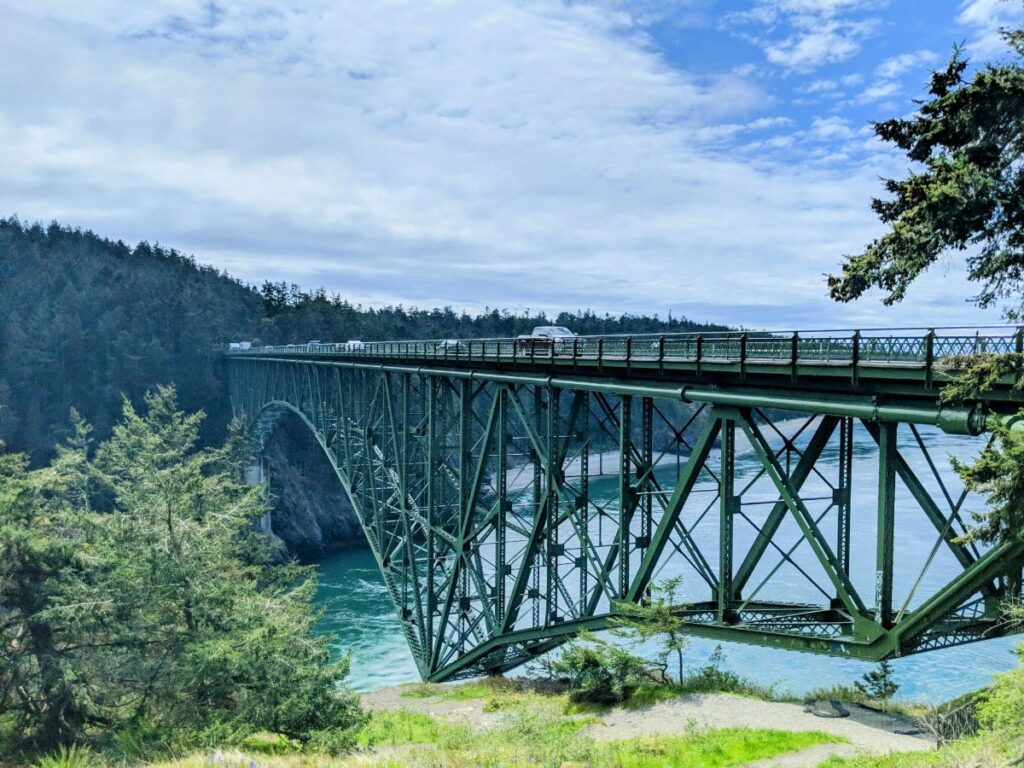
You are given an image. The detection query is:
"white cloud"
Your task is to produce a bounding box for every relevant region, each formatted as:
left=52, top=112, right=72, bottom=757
left=858, top=80, right=901, bottom=103
left=764, top=19, right=877, bottom=70
left=811, top=116, right=855, bottom=140
left=958, top=0, right=1024, bottom=57
left=733, top=0, right=884, bottom=71
left=842, top=49, right=937, bottom=107
left=0, top=1, right=993, bottom=328
left=875, top=49, right=938, bottom=79
left=805, top=78, right=838, bottom=93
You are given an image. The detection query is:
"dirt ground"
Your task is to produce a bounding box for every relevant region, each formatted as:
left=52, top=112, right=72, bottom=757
left=361, top=686, right=935, bottom=766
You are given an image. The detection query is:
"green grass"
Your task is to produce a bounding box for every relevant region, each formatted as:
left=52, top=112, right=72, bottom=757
left=605, top=728, right=839, bottom=768
left=399, top=676, right=564, bottom=714
left=117, top=723, right=841, bottom=767
left=817, top=753, right=940, bottom=768
left=406, top=668, right=784, bottom=716
left=399, top=676, right=528, bottom=701
left=355, top=708, right=469, bottom=747
left=815, top=733, right=1012, bottom=768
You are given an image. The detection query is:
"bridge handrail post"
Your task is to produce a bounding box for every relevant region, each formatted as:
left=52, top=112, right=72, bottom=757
left=626, top=336, right=633, bottom=370
left=852, top=330, right=861, bottom=386
left=658, top=335, right=665, bottom=374
left=598, top=337, right=604, bottom=372
left=925, top=328, right=935, bottom=388
left=696, top=334, right=703, bottom=376
left=1017, top=327, right=1024, bottom=381
left=739, top=332, right=747, bottom=379
left=790, top=332, right=799, bottom=382
left=572, top=336, right=579, bottom=367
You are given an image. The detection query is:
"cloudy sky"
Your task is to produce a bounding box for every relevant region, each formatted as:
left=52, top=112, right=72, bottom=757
left=2, top=0, right=1022, bottom=329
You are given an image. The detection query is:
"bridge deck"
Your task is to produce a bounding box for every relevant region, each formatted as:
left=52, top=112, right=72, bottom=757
left=228, top=327, right=1024, bottom=408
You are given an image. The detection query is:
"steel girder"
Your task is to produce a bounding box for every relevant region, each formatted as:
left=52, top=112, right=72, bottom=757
left=228, top=356, right=1024, bottom=682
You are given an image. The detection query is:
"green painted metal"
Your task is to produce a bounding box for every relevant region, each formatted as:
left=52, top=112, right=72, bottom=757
left=226, top=327, right=1024, bottom=682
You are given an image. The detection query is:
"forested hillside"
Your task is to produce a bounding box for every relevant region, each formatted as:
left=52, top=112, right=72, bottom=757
left=0, top=218, right=727, bottom=463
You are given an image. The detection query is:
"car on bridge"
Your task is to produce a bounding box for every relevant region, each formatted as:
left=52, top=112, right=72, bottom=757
left=516, top=325, right=580, bottom=354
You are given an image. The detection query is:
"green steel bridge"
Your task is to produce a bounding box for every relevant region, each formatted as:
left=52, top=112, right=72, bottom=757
left=226, top=327, right=1024, bottom=682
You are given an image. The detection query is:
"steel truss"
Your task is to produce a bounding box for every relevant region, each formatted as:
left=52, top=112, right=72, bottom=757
left=229, top=357, right=1024, bottom=681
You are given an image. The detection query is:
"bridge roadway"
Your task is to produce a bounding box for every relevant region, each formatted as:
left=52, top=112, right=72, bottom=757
left=227, top=327, right=1024, bottom=681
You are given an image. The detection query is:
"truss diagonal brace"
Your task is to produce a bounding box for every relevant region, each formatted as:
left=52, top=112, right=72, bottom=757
left=733, top=415, right=839, bottom=596
left=737, top=411, right=870, bottom=621
left=862, top=421, right=979, bottom=572
left=626, top=415, right=721, bottom=602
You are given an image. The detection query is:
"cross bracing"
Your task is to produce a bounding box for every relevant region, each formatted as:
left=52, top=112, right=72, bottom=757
left=226, top=327, right=1024, bottom=681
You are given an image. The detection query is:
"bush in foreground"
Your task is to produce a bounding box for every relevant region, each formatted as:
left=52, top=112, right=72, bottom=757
left=0, top=387, right=364, bottom=760
left=545, top=634, right=653, bottom=704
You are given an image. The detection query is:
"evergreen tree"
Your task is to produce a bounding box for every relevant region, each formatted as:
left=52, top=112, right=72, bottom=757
left=0, top=435, right=94, bottom=751
left=0, top=389, right=365, bottom=756
left=854, top=661, right=900, bottom=709
left=826, top=15, right=1024, bottom=544
left=614, top=576, right=690, bottom=683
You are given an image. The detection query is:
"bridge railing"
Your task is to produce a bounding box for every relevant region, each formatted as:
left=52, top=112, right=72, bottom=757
left=227, top=326, right=1024, bottom=376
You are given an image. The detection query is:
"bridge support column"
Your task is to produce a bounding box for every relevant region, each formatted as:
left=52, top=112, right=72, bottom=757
left=876, top=422, right=897, bottom=628
left=718, top=413, right=736, bottom=623
left=618, top=395, right=634, bottom=598
left=836, top=417, right=853, bottom=579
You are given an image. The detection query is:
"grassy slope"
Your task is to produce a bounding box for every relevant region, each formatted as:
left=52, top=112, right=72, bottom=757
left=82, top=681, right=842, bottom=768
left=43, top=675, right=1017, bottom=767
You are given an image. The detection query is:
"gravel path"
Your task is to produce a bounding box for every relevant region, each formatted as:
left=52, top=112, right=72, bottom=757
left=361, top=687, right=935, bottom=766
left=582, top=693, right=933, bottom=765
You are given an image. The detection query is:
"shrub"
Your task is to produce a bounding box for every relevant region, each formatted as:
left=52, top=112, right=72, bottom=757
left=546, top=635, right=651, bottom=704
left=34, top=745, right=99, bottom=768
left=977, top=662, right=1024, bottom=739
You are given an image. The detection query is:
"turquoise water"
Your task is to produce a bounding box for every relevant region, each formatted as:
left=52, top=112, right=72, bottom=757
left=315, top=423, right=1021, bottom=701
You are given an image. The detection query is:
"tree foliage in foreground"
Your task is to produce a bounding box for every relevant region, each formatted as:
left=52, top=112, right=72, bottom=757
left=544, top=633, right=652, bottom=705
left=0, top=387, right=363, bottom=756
left=828, top=28, right=1024, bottom=313
left=828, top=15, right=1024, bottom=545
left=613, top=576, right=690, bottom=683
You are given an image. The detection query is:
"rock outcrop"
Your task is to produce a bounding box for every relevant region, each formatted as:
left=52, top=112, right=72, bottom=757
left=261, top=416, right=365, bottom=561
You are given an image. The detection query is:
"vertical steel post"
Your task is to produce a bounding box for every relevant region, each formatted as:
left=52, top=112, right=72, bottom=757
left=495, top=387, right=507, bottom=623
left=546, top=386, right=559, bottom=623
left=876, top=421, right=897, bottom=627
left=459, top=379, right=472, bottom=640
left=618, top=395, right=633, bottom=598
left=641, top=397, right=653, bottom=548
left=426, top=377, right=436, bottom=652
left=532, top=386, right=543, bottom=627
left=837, top=416, right=853, bottom=578
left=718, top=414, right=735, bottom=622
left=579, top=391, right=590, bottom=613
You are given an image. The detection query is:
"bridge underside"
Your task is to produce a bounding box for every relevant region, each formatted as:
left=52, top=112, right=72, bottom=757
left=229, top=357, right=1024, bottom=681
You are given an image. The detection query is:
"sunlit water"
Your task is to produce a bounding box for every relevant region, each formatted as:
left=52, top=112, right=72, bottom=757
left=315, top=423, right=1021, bottom=700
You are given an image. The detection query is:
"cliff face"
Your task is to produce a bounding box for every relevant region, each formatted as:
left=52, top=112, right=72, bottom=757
left=262, top=417, right=366, bottom=561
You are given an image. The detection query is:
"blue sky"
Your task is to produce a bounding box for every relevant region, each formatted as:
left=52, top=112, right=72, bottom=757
left=2, top=0, right=1022, bottom=329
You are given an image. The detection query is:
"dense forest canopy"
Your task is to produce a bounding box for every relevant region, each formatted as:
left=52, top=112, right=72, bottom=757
left=0, top=217, right=727, bottom=463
